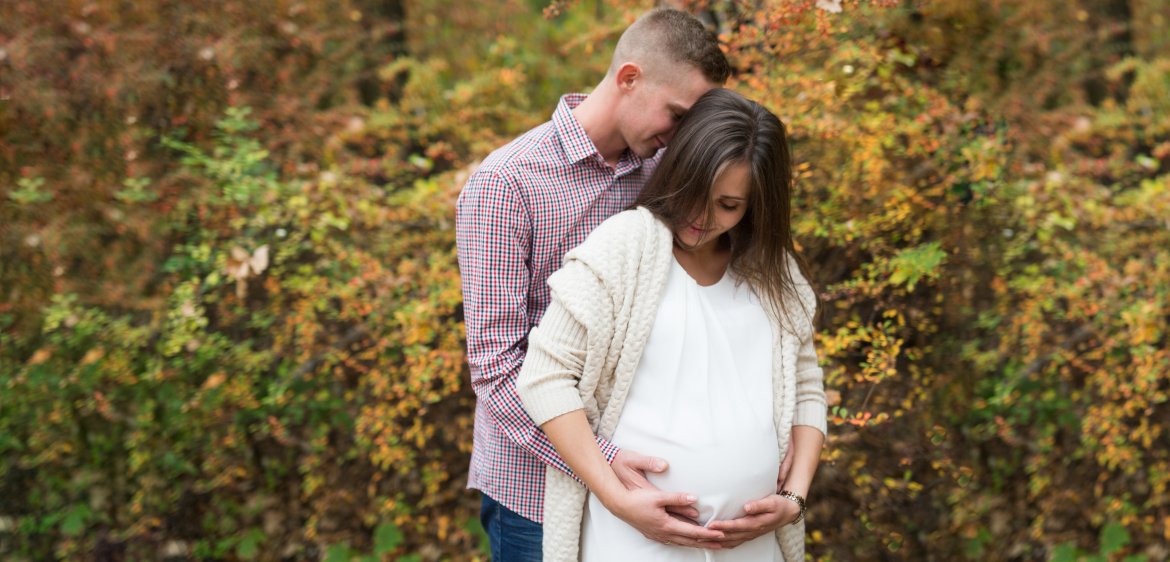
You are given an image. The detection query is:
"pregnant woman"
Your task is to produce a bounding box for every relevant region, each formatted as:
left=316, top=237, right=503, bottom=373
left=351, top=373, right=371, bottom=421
left=517, top=88, right=827, bottom=561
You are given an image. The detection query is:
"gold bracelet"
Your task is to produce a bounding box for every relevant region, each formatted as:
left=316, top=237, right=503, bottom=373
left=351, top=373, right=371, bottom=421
left=778, top=490, right=807, bottom=524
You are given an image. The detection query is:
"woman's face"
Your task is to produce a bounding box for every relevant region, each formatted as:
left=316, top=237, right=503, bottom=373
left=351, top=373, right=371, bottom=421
left=676, top=160, right=751, bottom=252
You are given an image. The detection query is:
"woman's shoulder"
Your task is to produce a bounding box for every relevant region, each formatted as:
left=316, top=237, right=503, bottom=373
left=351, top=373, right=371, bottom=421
left=781, top=253, right=818, bottom=337
left=590, top=207, right=659, bottom=239
left=571, top=207, right=663, bottom=256
left=552, top=207, right=671, bottom=295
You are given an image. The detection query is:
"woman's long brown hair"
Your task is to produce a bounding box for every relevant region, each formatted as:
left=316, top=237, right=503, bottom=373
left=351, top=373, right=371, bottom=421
left=634, top=87, right=816, bottom=325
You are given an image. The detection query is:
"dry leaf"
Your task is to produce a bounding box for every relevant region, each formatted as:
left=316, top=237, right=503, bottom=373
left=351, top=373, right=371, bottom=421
left=227, top=246, right=251, bottom=281
left=816, top=0, right=843, bottom=13
left=250, top=244, right=269, bottom=274
left=27, top=348, right=53, bottom=365
left=202, top=372, right=227, bottom=390
left=80, top=348, right=105, bottom=366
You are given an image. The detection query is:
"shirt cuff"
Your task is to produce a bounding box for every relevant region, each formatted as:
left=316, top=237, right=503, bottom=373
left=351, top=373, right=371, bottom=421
left=596, top=435, right=620, bottom=464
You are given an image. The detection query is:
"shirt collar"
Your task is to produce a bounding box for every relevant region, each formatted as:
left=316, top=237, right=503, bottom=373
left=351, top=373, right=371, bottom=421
left=552, top=94, right=645, bottom=171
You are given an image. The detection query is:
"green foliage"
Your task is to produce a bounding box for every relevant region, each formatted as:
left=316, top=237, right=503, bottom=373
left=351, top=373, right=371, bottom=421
left=7, top=177, right=53, bottom=205
left=2, top=103, right=475, bottom=559
left=1052, top=522, right=1147, bottom=562
left=886, top=242, right=947, bottom=291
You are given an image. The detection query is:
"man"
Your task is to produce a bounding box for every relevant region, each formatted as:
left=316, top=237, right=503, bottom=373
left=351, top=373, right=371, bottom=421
left=457, top=8, right=730, bottom=560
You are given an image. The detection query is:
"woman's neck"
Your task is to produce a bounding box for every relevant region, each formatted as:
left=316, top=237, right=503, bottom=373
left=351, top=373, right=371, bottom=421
left=672, top=236, right=732, bottom=286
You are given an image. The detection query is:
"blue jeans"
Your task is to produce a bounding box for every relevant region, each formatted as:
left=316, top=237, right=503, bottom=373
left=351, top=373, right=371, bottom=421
left=480, top=493, right=543, bottom=561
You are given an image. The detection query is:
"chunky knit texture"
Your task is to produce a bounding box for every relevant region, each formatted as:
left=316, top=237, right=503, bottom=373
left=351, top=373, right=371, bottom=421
left=518, top=207, right=824, bottom=562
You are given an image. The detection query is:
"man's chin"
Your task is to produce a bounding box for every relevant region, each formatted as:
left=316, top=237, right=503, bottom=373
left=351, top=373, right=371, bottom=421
left=634, top=145, right=660, bottom=159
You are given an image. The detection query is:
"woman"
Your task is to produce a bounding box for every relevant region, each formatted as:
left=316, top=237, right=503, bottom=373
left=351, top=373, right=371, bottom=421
left=517, top=88, right=827, bottom=561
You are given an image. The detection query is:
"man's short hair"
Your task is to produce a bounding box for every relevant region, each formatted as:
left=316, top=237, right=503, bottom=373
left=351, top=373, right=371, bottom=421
left=609, top=8, right=731, bottom=84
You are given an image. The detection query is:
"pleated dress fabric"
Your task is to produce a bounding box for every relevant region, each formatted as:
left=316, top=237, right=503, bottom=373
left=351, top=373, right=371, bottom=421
left=580, top=256, right=782, bottom=562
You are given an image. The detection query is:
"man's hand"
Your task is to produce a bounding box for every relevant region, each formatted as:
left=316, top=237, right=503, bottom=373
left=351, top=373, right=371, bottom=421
left=602, top=488, right=725, bottom=549
left=612, top=449, right=700, bottom=521
left=705, top=494, right=801, bottom=549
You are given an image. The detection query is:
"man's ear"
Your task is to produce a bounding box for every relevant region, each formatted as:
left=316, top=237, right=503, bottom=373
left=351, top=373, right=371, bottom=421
left=613, top=62, right=642, bottom=92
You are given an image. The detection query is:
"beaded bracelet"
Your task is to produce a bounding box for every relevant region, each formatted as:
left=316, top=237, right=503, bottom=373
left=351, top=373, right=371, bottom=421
left=778, top=490, right=807, bottom=525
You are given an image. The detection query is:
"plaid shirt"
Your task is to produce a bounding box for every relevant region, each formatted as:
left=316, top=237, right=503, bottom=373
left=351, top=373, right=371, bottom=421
left=455, top=94, right=659, bottom=522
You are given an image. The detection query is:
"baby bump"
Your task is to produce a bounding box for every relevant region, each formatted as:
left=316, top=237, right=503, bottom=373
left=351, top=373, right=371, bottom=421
left=621, top=425, right=780, bottom=525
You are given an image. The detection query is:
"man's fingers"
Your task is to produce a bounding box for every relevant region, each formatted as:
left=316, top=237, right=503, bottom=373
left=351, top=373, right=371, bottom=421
left=619, top=470, right=652, bottom=490
left=613, top=450, right=667, bottom=490
left=625, top=450, right=668, bottom=473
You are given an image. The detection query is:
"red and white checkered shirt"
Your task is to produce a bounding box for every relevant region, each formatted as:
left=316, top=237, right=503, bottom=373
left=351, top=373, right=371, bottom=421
left=456, top=94, right=659, bottom=522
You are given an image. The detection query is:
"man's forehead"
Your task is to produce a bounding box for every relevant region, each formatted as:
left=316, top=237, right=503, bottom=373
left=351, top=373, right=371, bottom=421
left=660, top=73, right=717, bottom=107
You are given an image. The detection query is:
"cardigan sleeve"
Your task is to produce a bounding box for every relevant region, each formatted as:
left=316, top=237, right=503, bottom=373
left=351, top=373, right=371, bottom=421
left=517, top=300, right=590, bottom=426
left=784, top=255, right=828, bottom=436
left=517, top=243, right=616, bottom=426
left=792, top=335, right=828, bottom=436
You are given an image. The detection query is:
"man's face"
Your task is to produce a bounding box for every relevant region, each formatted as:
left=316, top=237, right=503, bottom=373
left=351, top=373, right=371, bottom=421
left=619, top=65, right=718, bottom=159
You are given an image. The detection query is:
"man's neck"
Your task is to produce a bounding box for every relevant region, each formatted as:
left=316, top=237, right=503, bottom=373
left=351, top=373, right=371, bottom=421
left=571, top=89, right=627, bottom=168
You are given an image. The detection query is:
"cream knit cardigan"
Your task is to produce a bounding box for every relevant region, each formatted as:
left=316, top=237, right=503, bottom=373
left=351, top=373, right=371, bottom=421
left=517, top=207, right=826, bottom=562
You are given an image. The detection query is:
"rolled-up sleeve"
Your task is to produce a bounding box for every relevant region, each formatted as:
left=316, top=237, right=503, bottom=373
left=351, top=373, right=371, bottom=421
left=517, top=300, right=590, bottom=426
left=792, top=334, right=828, bottom=436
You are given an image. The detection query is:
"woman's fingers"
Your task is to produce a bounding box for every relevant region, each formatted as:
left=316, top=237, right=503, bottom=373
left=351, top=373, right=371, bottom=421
left=656, top=491, right=698, bottom=508
left=664, top=517, right=723, bottom=540
left=665, top=506, right=702, bottom=522
left=657, top=517, right=724, bottom=549
left=707, top=513, right=768, bottom=533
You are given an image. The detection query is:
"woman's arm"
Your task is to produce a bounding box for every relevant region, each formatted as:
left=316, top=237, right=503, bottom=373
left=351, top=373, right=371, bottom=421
left=777, top=425, right=824, bottom=499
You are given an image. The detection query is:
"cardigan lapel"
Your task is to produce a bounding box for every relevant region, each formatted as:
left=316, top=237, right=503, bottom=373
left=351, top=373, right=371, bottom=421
left=595, top=208, right=674, bottom=438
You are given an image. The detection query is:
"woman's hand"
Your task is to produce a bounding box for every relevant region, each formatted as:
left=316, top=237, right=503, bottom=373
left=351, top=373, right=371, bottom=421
left=705, top=493, right=801, bottom=548
left=600, top=487, right=725, bottom=549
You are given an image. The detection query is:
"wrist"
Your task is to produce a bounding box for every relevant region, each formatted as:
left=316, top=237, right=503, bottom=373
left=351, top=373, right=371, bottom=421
left=780, top=477, right=811, bottom=498
left=778, top=490, right=807, bottom=525
left=599, top=439, right=621, bottom=464
left=593, top=478, right=627, bottom=511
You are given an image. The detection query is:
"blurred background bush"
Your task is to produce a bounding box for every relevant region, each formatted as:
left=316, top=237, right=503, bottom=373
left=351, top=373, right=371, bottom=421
left=1, top=0, right=1167, bottom=560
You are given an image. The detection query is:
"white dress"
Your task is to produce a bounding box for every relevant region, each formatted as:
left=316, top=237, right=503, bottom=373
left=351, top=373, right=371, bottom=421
left=580, top=256, right=782, bottom=562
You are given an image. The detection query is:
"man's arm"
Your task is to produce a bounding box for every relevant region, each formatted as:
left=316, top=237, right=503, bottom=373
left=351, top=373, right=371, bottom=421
left=456, top=169, right=620, bottom=475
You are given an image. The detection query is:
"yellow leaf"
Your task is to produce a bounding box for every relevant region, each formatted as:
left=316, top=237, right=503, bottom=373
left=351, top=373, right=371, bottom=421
left=80, top=348, right=105, bottom=366
left=27, top=348, right=52, bottom=365
left=203, top=372, right=227, bottom=390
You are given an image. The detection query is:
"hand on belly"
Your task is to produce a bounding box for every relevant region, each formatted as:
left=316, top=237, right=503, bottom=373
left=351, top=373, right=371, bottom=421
left=643, top=438, right=780, bottom=526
